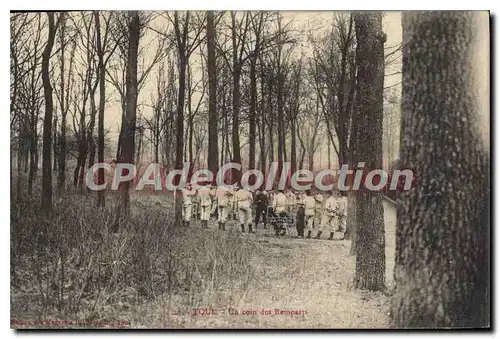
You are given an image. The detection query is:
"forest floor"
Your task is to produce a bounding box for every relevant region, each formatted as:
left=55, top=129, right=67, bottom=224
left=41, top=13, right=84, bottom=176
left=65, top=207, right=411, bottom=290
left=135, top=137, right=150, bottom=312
left=125, top=198, right=397, bottom=329
left=11, top=193, right=396, bottom=329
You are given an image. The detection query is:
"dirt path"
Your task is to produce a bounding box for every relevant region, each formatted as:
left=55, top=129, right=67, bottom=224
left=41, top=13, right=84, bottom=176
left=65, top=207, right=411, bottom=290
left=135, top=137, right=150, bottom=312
left=186, top=201, right=397, bottom=329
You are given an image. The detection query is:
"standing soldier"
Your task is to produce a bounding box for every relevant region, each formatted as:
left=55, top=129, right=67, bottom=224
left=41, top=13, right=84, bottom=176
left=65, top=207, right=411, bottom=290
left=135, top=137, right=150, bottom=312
left=336, top=191, right=348, bottom=240
left=286, top=189, right=296, bottom=218
left=319, top=190, right=337, bottom=240
left=209, top=185, right=217, bottom=218
left=198, top=184, right=212, bottom=228
left=295, top=190, right=306, bottom=238
left=236, top=185, right=254, bottom=233
left=228, top=185, right=237, bottom=221
left=313, top=190, right=324, bottom=231
left=304, top=190, right=316, bottom=238
left=181, top=183, right=195, bottom=227
left=191, top=187, right=200, bottom=220
left=271, top=189, right=288, bottom=236
left=254, top=189, right=269, bottom=229
left=272, top=189, right=288, bottom=215
left=216, top=184, right=232, bottom=231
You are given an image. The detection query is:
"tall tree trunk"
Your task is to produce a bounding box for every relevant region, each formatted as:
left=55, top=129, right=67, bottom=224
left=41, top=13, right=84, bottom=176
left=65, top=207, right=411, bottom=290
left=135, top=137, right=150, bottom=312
left=391, top=11, right=489, bottom=328
left=116, top=100, right=126, bottom=160
left=249, top=57, right=257, bottom=170
left=188, top=115, right=194, bottom=164
left=232, top=67, right=242, bottom=175
left=259, top=66, right=267, bottom=174
left=87, top=86, right=98, bottom=172
left=114, top=11, right=140, bottom=232
left=53, top=114, right=58, bottom=173
left=95, top=11, right=106, bottom=207
left=352, top=12, right=386, bottom=291
left=28, top=135, right=36, bottom=195
left=277, top=87, right=284, bottom=167
left=268, top=122, right=274, bottom=166
left=207, top=10, right=218, bottom=175
left=136, top=128, right=143, bottom=167
left=327, top=136, right=331, bottom=169
left=290, top=115, right=297, bottom=175
left=41, top=12, right=56, bottom=211
left=154, top=134, right=159, bottom=163
left=16, top=120, right=23, bottom=200
left=259, top=119, right=266, bottom=175
left=308, top=147, right=314, bottom=172
left=176, top=55, right=187, bottom=169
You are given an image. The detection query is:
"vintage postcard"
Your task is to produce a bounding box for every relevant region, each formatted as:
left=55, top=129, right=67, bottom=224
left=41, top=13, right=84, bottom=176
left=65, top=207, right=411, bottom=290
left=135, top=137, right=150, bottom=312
left=10, top=10, right=490, bottom=329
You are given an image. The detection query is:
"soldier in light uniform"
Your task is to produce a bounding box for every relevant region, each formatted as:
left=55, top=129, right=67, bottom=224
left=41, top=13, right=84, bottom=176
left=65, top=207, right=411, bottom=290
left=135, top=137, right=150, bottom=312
left=198, top=185, right=212, bottom=228
left=235, top=186, right=254, bottom=233
left=191, top=189, right=200, bottom=220
left=216, top=184, right=233, bottom=231
left=319, top=190, right=337, bottom=240
left=286, top=189, right=296, bottom=217
left=336, top=192, right=348, bottom=239
left=209, top=185, right=218, bottom=218
left=304, top=190, right=316, bottom=238
left=272, top=189, right=288, bottom=215
left=313, top=190, right=324, bottom=231
left=271, top=189, right=288, bottom=236
left=228, top=186, right=237, bottom=221
left=181, top=184, right=196, bottom=227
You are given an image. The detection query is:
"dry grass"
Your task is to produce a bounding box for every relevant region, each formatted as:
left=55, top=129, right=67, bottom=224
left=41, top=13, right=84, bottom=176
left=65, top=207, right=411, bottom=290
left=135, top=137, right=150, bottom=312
left=11, top=185, right=256, bottom=329
left=11, top=181, right=397, bottom=329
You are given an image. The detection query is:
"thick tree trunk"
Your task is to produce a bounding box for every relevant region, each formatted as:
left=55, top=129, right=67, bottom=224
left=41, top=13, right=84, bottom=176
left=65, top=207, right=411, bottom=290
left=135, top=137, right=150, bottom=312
left=114, top=11, right=140, bottom=232
left=352, top=12, right=386, bottom=291
left=207, top=11, right=218, bottom=175
left=391, top=12, right=490, bottom=328
left=41, top=12, right=56, bottom=210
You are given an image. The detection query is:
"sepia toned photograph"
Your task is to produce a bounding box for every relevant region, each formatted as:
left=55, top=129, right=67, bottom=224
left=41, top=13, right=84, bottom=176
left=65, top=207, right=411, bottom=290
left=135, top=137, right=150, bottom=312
left=9, top=10, right=490, bottom=329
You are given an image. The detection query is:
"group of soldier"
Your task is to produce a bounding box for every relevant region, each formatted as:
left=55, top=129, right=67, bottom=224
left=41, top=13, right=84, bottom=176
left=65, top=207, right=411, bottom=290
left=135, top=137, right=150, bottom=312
left=180, top=184, right=348, bottom=240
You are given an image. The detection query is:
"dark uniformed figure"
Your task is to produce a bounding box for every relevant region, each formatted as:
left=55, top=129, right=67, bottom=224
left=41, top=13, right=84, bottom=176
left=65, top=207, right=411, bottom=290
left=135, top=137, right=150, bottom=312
left=295, top=191, right=306, bottom=237
left=254, top=190, right=269, bottom=229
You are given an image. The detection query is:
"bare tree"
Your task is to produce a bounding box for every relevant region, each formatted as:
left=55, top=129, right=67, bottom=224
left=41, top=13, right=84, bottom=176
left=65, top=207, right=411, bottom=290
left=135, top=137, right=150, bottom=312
left=11, top=13, right=39, bottom=199
left=70, top=12, right=97, bottom=191
left=114, top=11, right=141, bottom=231
left=161, top=11, right=205, bottom=171
left=206, top=10, right=218, bottom=175
left=16, top=14, right=46, bottom=195
left=185, top=58, right=206, bottom=165
left=109, top=12, right=169, bottom=160
left=41, top=12, right=58, bottom=210
left=53, top=12, right=77, bottom=193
